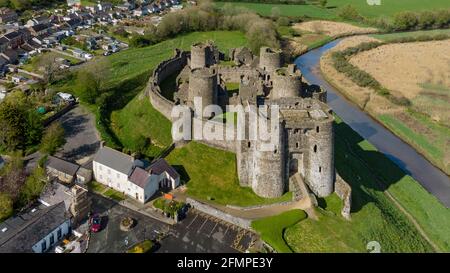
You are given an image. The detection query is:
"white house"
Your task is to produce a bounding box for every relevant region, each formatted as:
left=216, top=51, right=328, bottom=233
left=93, top=146, right=180, bottom=203
left=0, top=202, right=71, bottom=253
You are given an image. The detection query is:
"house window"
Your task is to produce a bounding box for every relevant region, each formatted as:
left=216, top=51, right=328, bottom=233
left=116, top=173, right=120, bottom=179
left=57, top=228, right=62, bottom=239
left=98, top=165, right=102, bottom=171
left=41, top=240, right=47, bottom=251
left=107, top=169, right=111, bottom=175
left=50, top=234, right=54, bottom=245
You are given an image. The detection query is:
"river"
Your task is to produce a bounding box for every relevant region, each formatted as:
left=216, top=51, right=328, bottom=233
left=295, top=39, right=450, bottom=208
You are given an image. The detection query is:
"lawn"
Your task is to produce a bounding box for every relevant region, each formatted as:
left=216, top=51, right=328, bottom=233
left=55, top=31, right=248, bottom=152
left=251, top=209, right=307, bottom=253
left=87, top=181, right=107, bottom=194
left=217, top=0, right=450, bottom=19
left=165, top=141, right=292, bottom=206
left=102, top=31, right=248, bottom=88
left=104, top=188, right=126, bottom=202
left=110, top=94, right=173, bottom=159
left=283, top=116, right=450, bottom=252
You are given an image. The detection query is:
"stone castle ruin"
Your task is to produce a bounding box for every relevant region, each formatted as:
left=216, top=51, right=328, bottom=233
left=146, top=41, right=341, bottom=202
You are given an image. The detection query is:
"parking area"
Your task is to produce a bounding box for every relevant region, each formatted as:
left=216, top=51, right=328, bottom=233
left=157, top=210, right=257, bottom=253
left=87, top=194, right=256, bottom=253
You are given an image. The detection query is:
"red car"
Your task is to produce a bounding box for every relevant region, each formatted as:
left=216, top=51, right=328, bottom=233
left=90, top=214, right=102, bottom=233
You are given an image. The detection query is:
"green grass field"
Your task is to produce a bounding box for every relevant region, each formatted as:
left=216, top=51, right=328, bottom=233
left=110, top=95, right=173, bottom=158
left=370, top=29, right=450, bottom=40
left=217, top=0, right=450, bottom=19
left=251, top=210, right=307, bottom=253
left=282, top=116, right=450, bottom=252
left=166, top=141, right=292, bottom=206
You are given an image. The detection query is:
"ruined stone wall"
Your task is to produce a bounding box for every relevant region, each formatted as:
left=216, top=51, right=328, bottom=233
left=188, top=67, right=218, bottom=116
left=335, top=173, right=352, bottom=220
left=271, top=71, right=302, bottom=99
left=190, top=43, right=215, bottom=69
left=186, top=197, right=251, bottom=229
left=218, top=65, right=260, bottom=83
left=192, top=116, right=237, bottom=152
left=146, top=50, right=188, bottom=121
left=259, top=47, right=282, bottom=73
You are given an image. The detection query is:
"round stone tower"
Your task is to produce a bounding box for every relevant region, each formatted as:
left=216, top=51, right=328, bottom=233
left=271, top=67, right=302, bottom=99
left=188, top=67, right=218, bottom=117
left=191, top=43, right=214, bottom=69
left=251, top=117, right=286, bottom=198
left=259, top=47, right=282, bottom=73
left=305, top=117, right=334, bottom=197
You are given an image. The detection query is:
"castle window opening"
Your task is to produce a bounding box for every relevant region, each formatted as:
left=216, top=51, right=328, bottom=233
left=248, top=142, right=251, bottom=148
left=314, top=145, right=317, bottom=153
left=296, top=142, right=299, bottom=148
left=319, top=166, right=322, bottom=173
left=316, top=126, right=320, bottom=133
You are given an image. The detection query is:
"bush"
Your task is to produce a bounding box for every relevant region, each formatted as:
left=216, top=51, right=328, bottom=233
left=18, top=167, right=47, bottom=207
left=393, top=11, right=418, bottom=31
left=40, top=122, right=66, bottom=155
left=338, top=5, right=362, bottom=21
left=277, top=17, right=291, bottom=27
left=0, top=193, right=13, bottom=222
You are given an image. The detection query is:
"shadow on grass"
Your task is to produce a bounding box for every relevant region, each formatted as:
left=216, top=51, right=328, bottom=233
left=334, top=121, right=407, bottom=213
left=173, top=165, right=190, bottom=185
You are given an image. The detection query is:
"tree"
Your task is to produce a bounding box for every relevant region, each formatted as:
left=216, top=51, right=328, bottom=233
left=75, top=70, right=100, bottom=104
left=0, top=153, right=26, bottom=202
left=38, top=53, right=60, bottom=84
left=25, top=110, right=43, bottom=147
left=0, top=193, right=13, bottom=222
left=270, top=7, right=281, bottom=19
left=393, top=11, right=418, bottom=30
left=132, top=134, right=151, bottom=156
left=338, top=5, right=362, bottom=21
left=0, top=102, right=27, bottom=151
left=18, top=166, right=47, bottom=207
left=40, top=122, right=66, bottom=155
left=319, top=0, right=327, bottom=8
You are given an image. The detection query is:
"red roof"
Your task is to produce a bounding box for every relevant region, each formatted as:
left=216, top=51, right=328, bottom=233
left=148, top=159, right=180, bottom=180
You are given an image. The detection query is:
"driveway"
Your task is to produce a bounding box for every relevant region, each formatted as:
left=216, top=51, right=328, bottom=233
left=55, top=105, right=100, bottom=167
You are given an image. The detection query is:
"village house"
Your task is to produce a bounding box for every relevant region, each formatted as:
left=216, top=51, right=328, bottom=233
left=0, top=8, right=18, bottom=24
left=28, top=23, right=52, bottom=37
left=26, top=16, right=51, bottom=27
left=0, top=202, right=72, bottom=253
left=46, top=156, right=81, bottom=184
left=93, top=146, right=180, bottom=203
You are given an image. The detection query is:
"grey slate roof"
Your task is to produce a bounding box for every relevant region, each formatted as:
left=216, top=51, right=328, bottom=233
left=149, top=158, right=179, bottom=179
left=0, top=202, right=70, bottom=253
left=46, top=156, right=80, bottom=176
left=93, top=146, right=135, bottom=175
left=129, top=167, right=150, bottom=188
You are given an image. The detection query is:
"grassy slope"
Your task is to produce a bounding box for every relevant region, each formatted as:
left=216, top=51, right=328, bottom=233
left=251, top=210, right=307, bottom=253
left=166, top=141, right=292, bottom=206
left=370, top=29, right=450, bottom=41
left=285, top=116, right=450, bottom=252
left=67, top=31, right=247, bottom=155
left=217, top=1, right=450, bottom=19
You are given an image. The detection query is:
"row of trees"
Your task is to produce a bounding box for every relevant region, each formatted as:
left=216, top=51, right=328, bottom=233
left=129, top=0, right=280, bottom=54
left=339, top=5, right=450, bottom=31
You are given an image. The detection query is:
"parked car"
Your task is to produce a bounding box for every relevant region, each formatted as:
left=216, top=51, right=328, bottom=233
left=103, top=51, right=112, bottom=56
left=90, top=214, right=102, bottom=233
